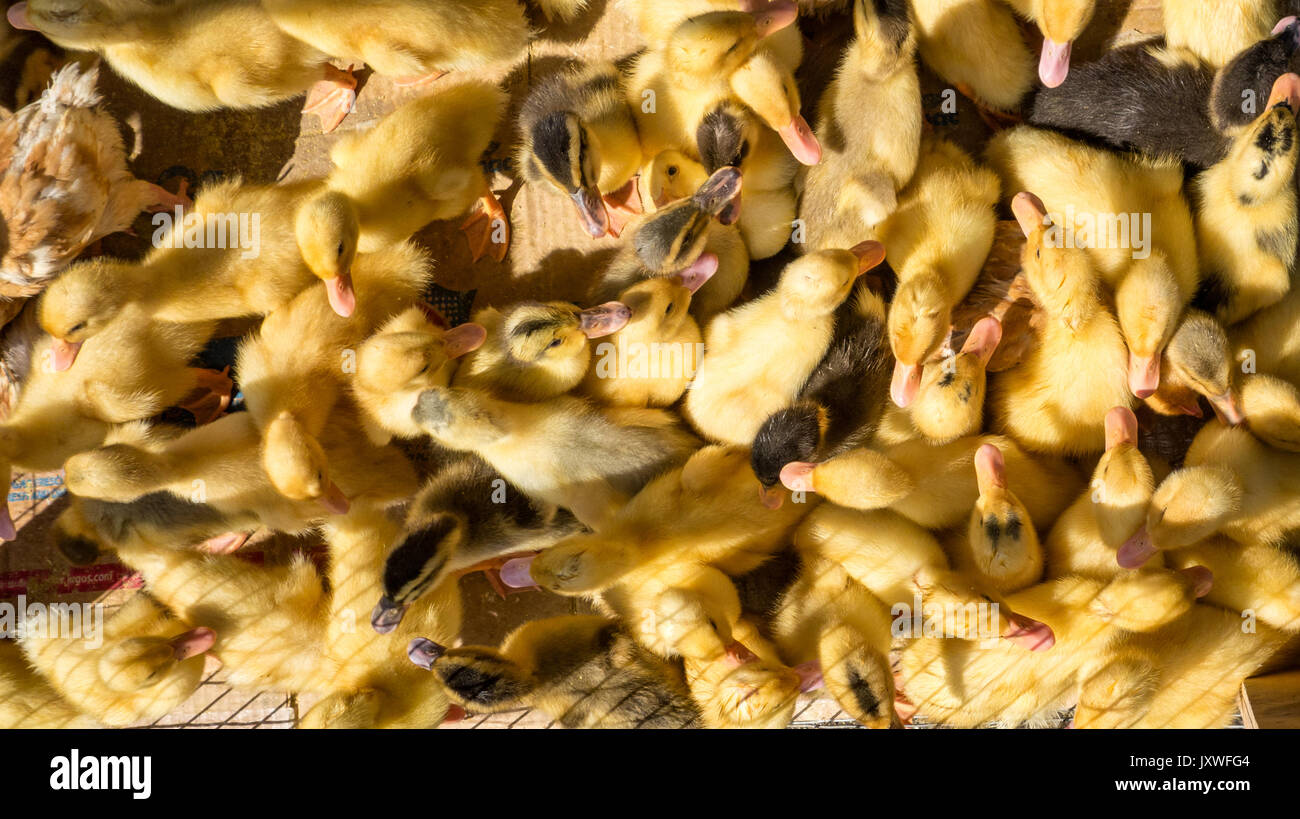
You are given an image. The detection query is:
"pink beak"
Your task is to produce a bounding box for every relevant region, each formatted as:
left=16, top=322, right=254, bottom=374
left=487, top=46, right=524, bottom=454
left=51, top=338, right=83, bottom=372
left=499, top=555, right=539, bottom=589
left=1039, top=38, right=1072, bottom=88
left=7, top=3, right=35, bottom=30
left=777, top=115, right=822, bottom=166
left=1116, top=526, right=1158, bottom=569
left=890, top=360, right=921, bottom=408
left=1128, top=352, right=1160, bottom=399
left=318, top=481, right=351, bottom=515
left=1208, top=391, right=1245, bottom=426
left=676, top=252, right=720, bottom=293
left=170, top=627, right=217, bottom=660
left=325, top=274, right=356, bottom=318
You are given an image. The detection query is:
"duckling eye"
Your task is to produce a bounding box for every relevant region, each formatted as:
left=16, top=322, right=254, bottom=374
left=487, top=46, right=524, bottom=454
left=67, top=322, right=87, bottom=335
left=1035, top=248, right=1041, bottom=260
left=548, top=338, right=563, bottom=349
left=664, top=302, right=674, bottom=316
left=667, top=166, right=678, bottom=177
left=336, top=243, right=346, bottom=257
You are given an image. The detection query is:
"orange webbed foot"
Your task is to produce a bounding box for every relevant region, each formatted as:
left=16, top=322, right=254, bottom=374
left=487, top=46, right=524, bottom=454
left=460, top=188, right=510, bottom=263
left=179, top=366, right=234, bottom=426
left=601, top=176, right=644, bottom=238
left=304, top=64, right=358, bottom=133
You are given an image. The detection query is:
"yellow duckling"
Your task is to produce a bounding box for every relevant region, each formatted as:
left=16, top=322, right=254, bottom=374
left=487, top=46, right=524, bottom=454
left=683, top=618, right=804, bottom=729
left=0, top=303, right=216, bottom=542
left=1162, top=0, right=1277, bottom=68
left=297, top=80, right=510, bottom=298
left=298, top=504, right=461, bottom=729
left=909, top=317, right=1002, bottom=443
left=684, top=244, right=886, bottom=445
left=946, top=443, right=1045, bottom=593
left=0, top=639, right=100, bottom=728
left=910, top=0, right=1035, bottom=115
left=1231, top=280, right=1300, bottom=388
left=39, top=177, right=323, bottom=362
left=10, top=0, right=360, bottom=131
left=452, top=300, right=631, bottom=403
left=880, top=138, right=1000, bottom=407
left=20, top=594, right=214, bottom=727
left=771, top=552, right=900, bottom=727
left=261, top=0, right=558, bottom=86
left=1192, top=73, right=1300, bottom=326
left=798, top=0, right=920, bottom=243
left=408, top=615, right=703, bottom=728
left=1146, top=309, right=1244, bottom=423
left=987, top=126, right=1199, bottom=398
left=1002, top=0, right=1097, bottom=88
left=579, top=276, right=706, bottom=409
left=236, top=242, right=432, bottom=509
left=517, top=59, right=643, bottom=239
left=778, top=431, right=1082, bottom=531
left=985, top=192, right=1134, bottom=455
left=350, top=307, right=486, bottom=445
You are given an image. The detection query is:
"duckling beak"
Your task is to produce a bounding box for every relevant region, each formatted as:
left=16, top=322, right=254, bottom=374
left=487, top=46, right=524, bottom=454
left=318, top=480, right=351, bottom=515
left=777, top=115, right=822, bottom=165
left=961, top=316, right=1002, bottom=366
left=6, top=3, right=35, bottom=30
left=1266, top=72, right=1300, bottom=113
left=1128, top=352, right=1160, bottom=399
left=849, top=240, right=887, bottom=274
left=757, top=484, right=784, bottom=509
left=371, top=596, right=408, bottom=634
left=170, top=627, right=217, bottom=660
left=1001, top=612, right=1055, bottom=651
left=723, top=640, right=761, bottom=667
left=890, top=361, right=921, bottom=407
left=442, top=322, right=488, bottom=358
left=407, top=637, right=446, bottom=671
left=1208, top=390, right=1245, bottom=426
left=1273, top=15, right=1299, bottom=38
left=324, top=274, right=356, bottom=318
left=676, top=252, right=719, bottom=293
left=578, top=302, right=632, bottom=338
left=49, top=338, right=83, bottom=372
left=571, top=187, right=609, bottom=238
left=747, top=0, right=798, bottom=38
left=1104, top=406, right=1139, bottom=450
left=1038, top=38, right=1072, bottom=88
left=498, top=555, right=540, bottom=589
left=973, top=444, right=1006, bottom=498
left=1116, top=525, right=1157, bottom=569
left=778, top=461, right=817, bottom=493
left=793, top=660, right=823, bottom=692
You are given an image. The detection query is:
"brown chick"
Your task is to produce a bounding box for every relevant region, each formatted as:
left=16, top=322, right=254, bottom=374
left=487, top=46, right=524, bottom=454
left=0, top=62, right=184, bottom=297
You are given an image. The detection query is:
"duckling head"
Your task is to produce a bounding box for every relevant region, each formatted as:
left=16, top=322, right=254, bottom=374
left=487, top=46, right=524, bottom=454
left=373, top=512, right=465, bottom=634
left=38, top=259, right=131, bottom=371
left=699, top=645, right=802, bottom=729
left=1149, top=310, right=1242, bottom=424
left=262, top=412, right=349, bottom=514
left=1013, top=191, right=1100, bottom=335
left=1130, top=465, right=1242, bottom=561
left=63, top=444, right=161, bottom=503
left=911, top=317, right=1002, bottom=441
left=617, top=274, right=705, bottom=339
left=642, top=150, right=709, bottom=210
left=527, top=111, right=609, bottom=237
left=97, top=628, right=216, bottom=694
left=751, top=400, right=824, bottom=496
left=1035, top=0, right=1097, bottom=88
left=295, top=191, right=360, bottom=318
left=888, top=270, right=950, bottom=406
left=1093, top=407, right=1155, bottom=548
left=501, top=300, right=630, bottom=366
left=697, top=103, right=754, bottom=175
left=1115, top=253, right=1182, bottom=400
left=668, top=4, right=799, bottom=76
left=357, top=314, right=486, bottom=396
left=8, top=1, right=130, bottom=46
left=1238, top=373, right=1300, bottom=451
left=1226, top=72, right=1300, bottom=203
left=966, top=443, right=1042, bottom=588
left=780, top=241, right=887, bottom=316
left=727, top=52, right=821, bottom=165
